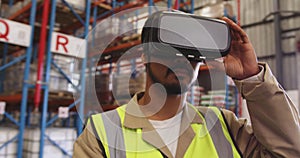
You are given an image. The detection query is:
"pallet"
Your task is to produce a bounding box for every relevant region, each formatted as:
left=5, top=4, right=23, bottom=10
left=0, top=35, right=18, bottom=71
left=121, top=33, right=141, bottom=43
left=48, top=91, right=73, bottom=99
left=0, top=89, right=74, bottom=101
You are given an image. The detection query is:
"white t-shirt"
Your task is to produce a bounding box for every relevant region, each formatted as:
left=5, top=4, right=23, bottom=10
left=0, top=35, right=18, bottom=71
left=149, top=111, right=183, bottom=157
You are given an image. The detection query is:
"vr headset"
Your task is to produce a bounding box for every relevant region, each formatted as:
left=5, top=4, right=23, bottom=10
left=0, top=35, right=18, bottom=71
left=142, top=11, right=231, bottom=61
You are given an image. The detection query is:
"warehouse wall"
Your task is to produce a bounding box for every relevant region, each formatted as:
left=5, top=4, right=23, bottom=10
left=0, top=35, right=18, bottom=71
left=241, top=0, right=300, bottom=90
left=159, top=0, right=300, bottom=90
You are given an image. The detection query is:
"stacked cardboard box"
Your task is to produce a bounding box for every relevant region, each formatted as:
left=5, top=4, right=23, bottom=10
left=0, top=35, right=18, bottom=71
left=51, top=54, right=80, bottom=93
left=3, top=62, right=36, bottom=92
left=29, top=112, right=76, bottom=128
left=1, top=0, right=85, bottom=19
left=2, top=54, right=80, bottom=94
left=200, top=90, right=235, bottom=108
left=109, top=59, right=145, bottom=105
left=94, top=73, right=113, bottom=105
left=187, top=86, right=205, bottom=106
left=23, top=128, right=77, bottom=158
left=113, top=71, right=146, bottom=105
left=0, top=127, right=18, bottom=158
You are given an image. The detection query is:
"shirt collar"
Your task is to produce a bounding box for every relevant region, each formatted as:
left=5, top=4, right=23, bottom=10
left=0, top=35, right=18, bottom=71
left=123, top=92, right=203, bottom=129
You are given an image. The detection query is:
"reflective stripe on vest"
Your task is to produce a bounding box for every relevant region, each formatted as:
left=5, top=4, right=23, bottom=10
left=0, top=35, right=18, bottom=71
left=91, top=105, right=242, bottom=158
left=205, top=108, right=234, bottom=157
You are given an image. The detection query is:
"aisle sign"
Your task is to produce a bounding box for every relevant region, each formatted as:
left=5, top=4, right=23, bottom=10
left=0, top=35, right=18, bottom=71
left=51, top=32, right=86, bottom=58
left=0, top=18, right=32, bottom=47
left=0, top=102, right=6, bottom=115
left=58, top=106, right=69, bottom=118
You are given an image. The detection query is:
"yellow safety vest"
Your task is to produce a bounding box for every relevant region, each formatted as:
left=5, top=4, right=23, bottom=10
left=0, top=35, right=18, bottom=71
left=89, top=105, right=242, bottom=158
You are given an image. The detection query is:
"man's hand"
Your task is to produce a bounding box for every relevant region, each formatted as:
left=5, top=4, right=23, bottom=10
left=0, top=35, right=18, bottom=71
left=221, top=17, right=260, bottom=80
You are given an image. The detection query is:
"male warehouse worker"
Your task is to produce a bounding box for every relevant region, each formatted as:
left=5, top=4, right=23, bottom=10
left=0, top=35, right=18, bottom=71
left=73, top=11, right=300, bottom=158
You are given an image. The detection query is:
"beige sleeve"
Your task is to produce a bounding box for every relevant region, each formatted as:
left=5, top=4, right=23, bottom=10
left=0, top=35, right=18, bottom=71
left=222, top=62, right=300, bottom=158
left=73, top=122, right=104, bottom=158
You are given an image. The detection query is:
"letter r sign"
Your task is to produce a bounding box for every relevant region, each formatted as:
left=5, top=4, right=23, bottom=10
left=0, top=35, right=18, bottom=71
left=51, top=32, right=86, bottom=58
left=56, top=34, right=69, bottom=53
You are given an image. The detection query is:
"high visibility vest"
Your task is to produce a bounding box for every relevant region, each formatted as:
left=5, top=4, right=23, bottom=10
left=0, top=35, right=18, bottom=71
left=89, top=105, right=242, bottom=158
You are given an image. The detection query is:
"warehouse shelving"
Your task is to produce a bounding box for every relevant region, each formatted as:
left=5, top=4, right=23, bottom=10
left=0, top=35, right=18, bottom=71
left=89, top=0, right=241, bottom=116
left=35, top=0, right=92, bottom=157
left=0, top=0, right=171, bottom=157
left=0, top=1, right=38, bottom=158
left=0, top=0, right=243, bottom=157
left=0, top=0, right=93, bottom=157
left=87, top=0, right=242, bottom=117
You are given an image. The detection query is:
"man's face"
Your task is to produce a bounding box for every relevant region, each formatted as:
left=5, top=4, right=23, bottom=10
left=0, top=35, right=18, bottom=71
left=145, top=53, right=202, bottom=94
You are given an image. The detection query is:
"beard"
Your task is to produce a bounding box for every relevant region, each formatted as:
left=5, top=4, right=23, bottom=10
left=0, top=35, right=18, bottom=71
left=162, top=82, right=189, bottom=95
left=147, top=63, right=191, bottom=95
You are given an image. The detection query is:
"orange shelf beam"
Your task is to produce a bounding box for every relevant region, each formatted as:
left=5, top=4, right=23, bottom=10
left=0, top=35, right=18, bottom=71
left=92, top=0, right=163, bottom=24
left=93, top=0, right=106, bottom=6
left=0, top=94, right=24, bottom=103
left=8, top=2, right=32, bottom=20
left=0, top=93, right=74, bottom=107
left=89, top=39, right=141, bottom=57
left=180, top=1, right=191, bottom=8
left=104, top=40, right=141, bottom=53
left=63, top=0, right=163, bottom=33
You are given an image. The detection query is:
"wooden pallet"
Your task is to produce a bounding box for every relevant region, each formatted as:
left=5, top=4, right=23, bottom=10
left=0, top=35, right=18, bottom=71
left=48, top=90, right=73, bottom=99
left=0, top=89, right=74, bottom=101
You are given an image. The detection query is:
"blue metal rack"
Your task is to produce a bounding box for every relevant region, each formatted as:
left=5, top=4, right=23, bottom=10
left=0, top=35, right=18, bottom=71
left=0, top=1, right=38, bottom=158
left=0, top=1, right=214, bottom=158
left=0, top=0, right=91, bottom=157
left=0, top=43, right=8, bottom=93
left=38, top=0, right=91, bottom=158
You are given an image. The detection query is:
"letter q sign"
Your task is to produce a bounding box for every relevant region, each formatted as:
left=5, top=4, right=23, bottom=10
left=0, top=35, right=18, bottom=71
left=0, top=18, right=31, bottom=47
left=0, top=19, right=9, bottom=41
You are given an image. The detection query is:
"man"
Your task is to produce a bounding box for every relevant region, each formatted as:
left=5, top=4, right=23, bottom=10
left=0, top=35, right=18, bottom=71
left=73, top=11, right=300, bottom=158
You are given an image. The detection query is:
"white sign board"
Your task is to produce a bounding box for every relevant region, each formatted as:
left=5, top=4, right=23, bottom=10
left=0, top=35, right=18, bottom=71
left=58, top=107, right=69, bottom=118
left=0, top=102, right=6, bottom=115
left=0, top=18, right=32, bottom=47
left=51, top=32, right=86, bottom=58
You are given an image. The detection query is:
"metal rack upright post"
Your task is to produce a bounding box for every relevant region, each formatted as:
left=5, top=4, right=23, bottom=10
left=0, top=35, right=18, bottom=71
left=37, top=0, right=91, bottom=158
left=0, top=1, right=38, bottom=158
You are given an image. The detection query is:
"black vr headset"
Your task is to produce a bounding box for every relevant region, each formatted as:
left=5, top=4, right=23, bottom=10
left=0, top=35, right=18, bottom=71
left=142, top=11, right=231, bottom=61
